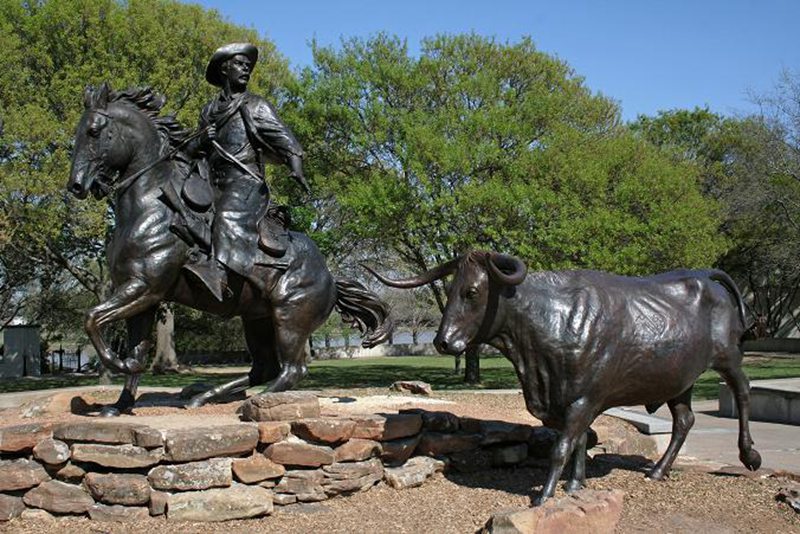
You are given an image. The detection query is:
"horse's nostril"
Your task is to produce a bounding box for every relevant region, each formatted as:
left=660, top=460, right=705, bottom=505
left=70, top=182, right=83, bottom=194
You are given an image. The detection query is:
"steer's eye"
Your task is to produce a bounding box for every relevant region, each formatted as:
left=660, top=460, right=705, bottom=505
left=465, top=287, right=479, bottom=300
left=87, top=126, right=101, bottom=137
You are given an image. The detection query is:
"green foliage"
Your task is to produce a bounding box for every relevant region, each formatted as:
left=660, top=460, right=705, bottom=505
left=633, top=101, right=800, bottom=335
left=173, top=305, right=245, bottom=353
left=0, top=0, right=290, bottom=338
left=292, top=33, right=726, bottom=283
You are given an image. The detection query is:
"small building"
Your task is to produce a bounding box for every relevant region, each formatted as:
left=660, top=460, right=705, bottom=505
left=0, top=325, right=42, bottom=378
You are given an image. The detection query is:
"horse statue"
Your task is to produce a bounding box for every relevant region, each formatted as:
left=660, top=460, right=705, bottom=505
left=67, top=83, right=392, bottom=416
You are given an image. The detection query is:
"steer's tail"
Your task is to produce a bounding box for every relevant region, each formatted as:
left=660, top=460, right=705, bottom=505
left=707, top=270, right=762, bottom=472
left=334, top=278, right=394, bottom=348
left=708, top=269, right=747, bottom=329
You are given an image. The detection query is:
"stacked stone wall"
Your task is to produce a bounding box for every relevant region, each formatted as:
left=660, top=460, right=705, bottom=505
left=0, top=393, right=555, bottom=523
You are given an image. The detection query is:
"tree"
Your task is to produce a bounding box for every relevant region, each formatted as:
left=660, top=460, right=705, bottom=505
left=0, top=0, right=291, bottom=358
left=632, top=98, right=800, bottom=336
left=292, top=33, right=727, bottom=382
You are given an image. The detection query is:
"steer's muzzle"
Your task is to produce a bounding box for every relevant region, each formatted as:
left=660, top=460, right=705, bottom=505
left=434, top=331, right=466, bottom=355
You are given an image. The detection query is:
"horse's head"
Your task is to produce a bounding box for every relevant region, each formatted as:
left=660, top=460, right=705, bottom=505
left=68, top=83, right=165, bottom=200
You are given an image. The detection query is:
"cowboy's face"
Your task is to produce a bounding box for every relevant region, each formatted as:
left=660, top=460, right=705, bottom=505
left=222, top=54, right=252, bottom=92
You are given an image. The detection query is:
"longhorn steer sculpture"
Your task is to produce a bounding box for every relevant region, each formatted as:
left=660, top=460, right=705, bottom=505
left=365, top=251, right=761, bottom=504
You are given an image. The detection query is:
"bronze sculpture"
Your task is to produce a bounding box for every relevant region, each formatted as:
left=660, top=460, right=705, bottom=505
left=181, top=43, right=310, bottom=301
left=67, top=47, right=392, bottom=417
left=366, top=251, right=761, bottom=504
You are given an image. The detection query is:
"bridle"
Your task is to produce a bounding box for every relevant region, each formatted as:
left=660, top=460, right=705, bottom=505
left=85, top=107, right=208, bottom=198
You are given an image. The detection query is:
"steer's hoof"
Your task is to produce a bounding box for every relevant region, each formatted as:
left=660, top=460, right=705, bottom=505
left=742, top=449, right=762, bottom=471
left=564, top=479, right=584, bottom=493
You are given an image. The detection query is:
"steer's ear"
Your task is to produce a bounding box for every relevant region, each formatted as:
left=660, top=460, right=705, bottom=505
left=486, top=252, right=527, bottom=286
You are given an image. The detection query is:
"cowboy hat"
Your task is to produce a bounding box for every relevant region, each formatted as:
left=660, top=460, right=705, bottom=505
left=205, top=43, right=259, bottom=87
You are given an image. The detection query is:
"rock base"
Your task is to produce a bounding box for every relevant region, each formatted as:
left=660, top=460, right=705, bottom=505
left=0, top=392, right=618, bottom=524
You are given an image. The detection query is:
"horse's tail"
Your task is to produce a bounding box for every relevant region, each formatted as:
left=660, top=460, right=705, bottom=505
left=334, top=278, right=394, bottom=348
left=708, top=269, right=748, bottom=330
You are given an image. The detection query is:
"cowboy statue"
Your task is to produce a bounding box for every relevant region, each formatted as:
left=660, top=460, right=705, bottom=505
left=181, top=42, right=310, bottom=301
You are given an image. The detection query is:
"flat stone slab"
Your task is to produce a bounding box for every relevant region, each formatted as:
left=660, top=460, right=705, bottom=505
left=351, top=413, right=423, bottom=441
left=0, top=458, right=50, bottom=491
left=148, top=457, right=232, bottom=491
left=0, top=494, right=25, bottom=521
left=604, top=407, right=673, bottom=435
left=167, top=484, right=273, bottom=521
left=482, top=489, right=625, bottom=534
left=23, top=480, right=95, bottom=514
left=232, top=455, right=286, bottom=483
left=241, top=391, right=321, bottom=422
left=88, top=503, right=150, bottom=522
left=0, top=423, right=53, bottom=453
left=265, top=438, right=335, bottom=467
left=384, top=456, right=444, bottom=490
left=54, top=422, right=162, bottom=447
left=71, top=443, right=164, bottom=468
left=164, top=425, right=258, bottom=462
left=84, top=473, right=151, bottom=505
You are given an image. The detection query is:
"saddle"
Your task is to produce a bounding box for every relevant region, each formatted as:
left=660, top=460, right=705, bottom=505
left=161, top=159, right=292, bottom=258
left=160, top=160, right=293, bottom=302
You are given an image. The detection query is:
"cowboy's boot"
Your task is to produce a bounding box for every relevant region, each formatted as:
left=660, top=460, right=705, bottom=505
left=258, top=214, right=289, bottom=257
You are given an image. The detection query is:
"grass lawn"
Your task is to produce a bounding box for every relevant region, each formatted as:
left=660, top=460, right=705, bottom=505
left=1, top=355, right=799, bottom=401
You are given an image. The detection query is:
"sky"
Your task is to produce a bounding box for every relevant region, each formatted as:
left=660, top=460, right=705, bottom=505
left=191, top=0, right=800, bottom=122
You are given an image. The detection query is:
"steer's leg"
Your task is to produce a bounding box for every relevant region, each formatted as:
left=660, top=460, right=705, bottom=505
left=715, top=363, right=762, bottom=471
left=648, top=387, right=694, bottom=480
left=564, top=429, right=589, bottom=493
left=535, top=399, right=594, bottom=506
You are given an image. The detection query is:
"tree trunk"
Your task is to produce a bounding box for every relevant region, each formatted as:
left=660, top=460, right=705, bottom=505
left=98, top=364, right=113, bottom=385
left=453, top=354, right=461, bottom=375
left=464, top=345, right=481, bottom=384
left=151, top=304, right=181, bottom=374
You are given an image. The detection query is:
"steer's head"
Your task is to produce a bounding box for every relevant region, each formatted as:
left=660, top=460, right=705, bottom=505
left=363, top=251, right=527, bottom=355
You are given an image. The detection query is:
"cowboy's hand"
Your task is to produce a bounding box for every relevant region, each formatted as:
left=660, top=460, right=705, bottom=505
left=201, top=125, right=216, bottom=147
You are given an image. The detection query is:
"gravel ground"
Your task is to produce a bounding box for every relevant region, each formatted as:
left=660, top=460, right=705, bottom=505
left=1, top=388, right=798, bottom=534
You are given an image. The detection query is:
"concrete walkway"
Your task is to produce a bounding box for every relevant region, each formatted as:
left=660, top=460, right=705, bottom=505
left=618, top=399, right=800, bottom=473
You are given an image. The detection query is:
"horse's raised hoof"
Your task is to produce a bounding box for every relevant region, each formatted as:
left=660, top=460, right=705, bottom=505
left=741, top=449, right=762, bottom=471
left=185, top=394, right=209, bottom=409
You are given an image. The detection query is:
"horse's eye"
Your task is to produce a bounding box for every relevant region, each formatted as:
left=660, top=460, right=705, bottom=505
left=87, top=115, right=107, bottom=137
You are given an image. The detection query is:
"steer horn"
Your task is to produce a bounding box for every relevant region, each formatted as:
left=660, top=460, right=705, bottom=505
left=361, top=258, right=460, bottom=288
left=486, top=252, right=527, bottom=286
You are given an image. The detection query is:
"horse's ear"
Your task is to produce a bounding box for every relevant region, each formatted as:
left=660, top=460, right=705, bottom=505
left=83, top=85, right=94, bottom=109
left=93, top=82, right=110, bottom=109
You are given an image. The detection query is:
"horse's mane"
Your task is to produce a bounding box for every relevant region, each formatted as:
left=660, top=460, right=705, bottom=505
left=110, top=87, right=191, bottom=157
